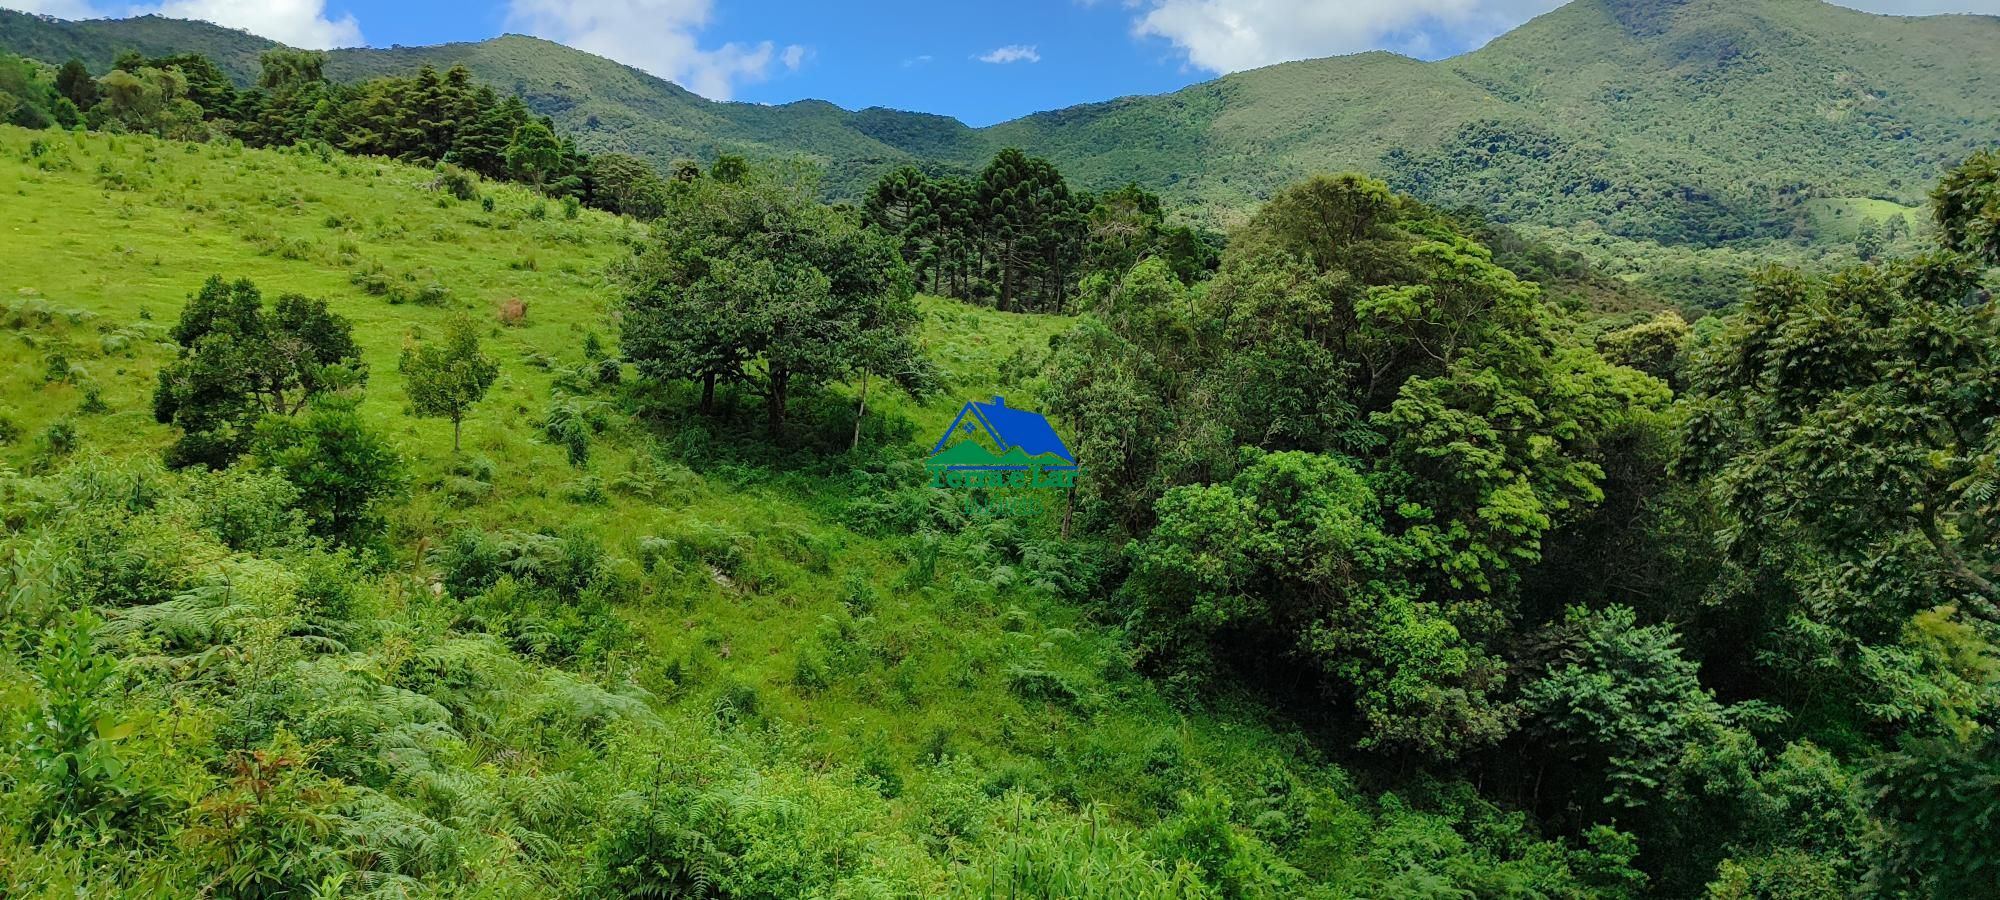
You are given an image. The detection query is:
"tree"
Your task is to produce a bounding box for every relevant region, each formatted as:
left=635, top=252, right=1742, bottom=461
left=251, top=394, right=400, bottom=546
left=1863, top=734, right=2000, bottom=896
left=90, top=65, right=204, bottom=140
left=586, top=152, right=667, bottom=219
left=1126, top=449, right=1511, bottom=760
left=1932, top=148, right=2000, bottom=266
left=1681, top=255, right=2000, bottom=621
left=154, top=276, right=365, bottom=469
left=256, top=49, right=325, bottom=93
left=400, top=314, right=500, bottom=453
left=619, top=162, right=930, bottom=436
left=978, top=148, right=1086, bottom=312
left=54, top=58, right=96, bottom=109
left=506, top=119, right=564, bottom=191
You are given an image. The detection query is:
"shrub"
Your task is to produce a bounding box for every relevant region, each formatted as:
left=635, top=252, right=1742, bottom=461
left=30, top=418, right=79, bottom=472
left=179, top=467, right=306, bottom=551
left=249, top=396, right=401, bottom=547
left=434, top=164, right=478, bottom=201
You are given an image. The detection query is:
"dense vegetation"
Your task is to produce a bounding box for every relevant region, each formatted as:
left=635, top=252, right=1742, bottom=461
left=0, top=42, right=674, bottom=222
left=5, top=104, right=2000, bottom=895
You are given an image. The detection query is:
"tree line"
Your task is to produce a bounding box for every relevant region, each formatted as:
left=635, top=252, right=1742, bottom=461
left=0, top=47, right=673, bottom=219
left=864, top=152, right=1221, bottom=314
left=1028, top=153, right=2000, bottom=895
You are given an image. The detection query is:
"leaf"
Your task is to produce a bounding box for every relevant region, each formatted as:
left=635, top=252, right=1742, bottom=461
left=95, top=715, right=136, bottom=742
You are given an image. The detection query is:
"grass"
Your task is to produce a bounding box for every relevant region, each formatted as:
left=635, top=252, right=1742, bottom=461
left=14, top=124, right=1547, bottom=895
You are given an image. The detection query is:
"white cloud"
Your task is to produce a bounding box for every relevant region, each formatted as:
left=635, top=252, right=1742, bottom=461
left=2, top=0, right=361, bottom=48
left=1130, top=0, right=2000, bottom=74
left=902, top=53, right=933, bottom=67
left=505, top=0, right=804, bottom=100
left=1132, top=0, right=1560, bottom=73
left=977, top=44, right=1041, bottom=64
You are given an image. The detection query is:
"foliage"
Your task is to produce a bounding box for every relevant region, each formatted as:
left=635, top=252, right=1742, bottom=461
left=249, top=394, right=400, bottom=546
left=152, top=275, right=365, bottom=469
left=400, top=314, right=500, bottom=453
left=620, top=160, right=932, bottom=435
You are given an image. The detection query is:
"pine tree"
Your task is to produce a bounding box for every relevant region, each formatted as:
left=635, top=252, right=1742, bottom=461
left=54, top=58, right=97, bottom=110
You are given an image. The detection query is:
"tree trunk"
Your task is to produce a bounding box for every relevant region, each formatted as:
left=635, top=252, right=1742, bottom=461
left=766, top=370, right=789, bottom=437
left=700, top=372, right=716, bottom=414
left=850, top=368, right=870, bottom=452
left=1000, top=246, right=1015, bottom=312
left=452, top=413, right=462, bottom=453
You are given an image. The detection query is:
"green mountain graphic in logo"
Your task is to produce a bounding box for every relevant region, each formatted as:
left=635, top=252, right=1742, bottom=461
left=926, top=440, right=1006, bottom=469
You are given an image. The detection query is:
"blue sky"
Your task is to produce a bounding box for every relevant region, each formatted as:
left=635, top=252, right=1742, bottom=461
left=10, top=0, right=2000, bottom=125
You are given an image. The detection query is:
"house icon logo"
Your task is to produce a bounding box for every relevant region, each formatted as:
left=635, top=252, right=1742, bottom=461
left=926, top=396, right=1081, bottom=493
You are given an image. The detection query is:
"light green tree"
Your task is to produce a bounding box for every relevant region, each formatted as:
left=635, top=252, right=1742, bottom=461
left=400, top=315, right=500, bottom=453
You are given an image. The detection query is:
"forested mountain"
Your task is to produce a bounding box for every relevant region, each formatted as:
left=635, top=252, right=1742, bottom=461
left=5, top=0, right=1997, bottom=240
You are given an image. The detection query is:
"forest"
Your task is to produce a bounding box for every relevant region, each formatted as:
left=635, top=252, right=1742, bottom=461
left=3, top=27, right=2000, bottom=900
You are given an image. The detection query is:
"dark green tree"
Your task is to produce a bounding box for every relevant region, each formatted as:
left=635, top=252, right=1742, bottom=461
left=153, top=277, right=365, bottom=469
left=54, top=57, right=97, bottom=110
left=506, top=119, right=564, bottom=191
left=620, top=163, right=929, bottom=436
left=250, top=394, right=400, bottom=546
left=1932, top=148, right=2000, bottom=266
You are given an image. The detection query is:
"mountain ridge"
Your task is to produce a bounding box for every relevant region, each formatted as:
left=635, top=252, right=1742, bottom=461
left=3, top=0, right=1996, bottom=243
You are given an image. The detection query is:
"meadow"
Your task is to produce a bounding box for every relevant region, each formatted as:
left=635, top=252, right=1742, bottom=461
left=1, top=125, right=1617, bottom=896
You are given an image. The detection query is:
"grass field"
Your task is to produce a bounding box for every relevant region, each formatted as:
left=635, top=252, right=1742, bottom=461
left=4, top=125, right=1497, bottom=896
left=4, top=123, right=1648, bottom=895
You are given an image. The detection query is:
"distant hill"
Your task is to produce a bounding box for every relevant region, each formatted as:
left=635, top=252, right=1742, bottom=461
left=5, top=0, right=1997, bottom=244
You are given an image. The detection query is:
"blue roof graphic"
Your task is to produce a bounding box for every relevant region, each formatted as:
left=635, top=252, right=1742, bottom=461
left=931, top=396, right=1075, bottom=465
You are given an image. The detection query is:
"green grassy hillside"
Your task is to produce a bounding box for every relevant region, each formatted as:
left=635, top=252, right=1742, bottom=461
left=1, top=126, right=1627, bottom=895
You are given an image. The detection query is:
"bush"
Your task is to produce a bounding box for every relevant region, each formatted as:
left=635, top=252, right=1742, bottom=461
left=434, top=163, right=477, bottom=201
left=179, top=466, right=306, bottom=551
left=30, top=418, right=79, bottom=472
left=249, top=396, right=401, bottom=547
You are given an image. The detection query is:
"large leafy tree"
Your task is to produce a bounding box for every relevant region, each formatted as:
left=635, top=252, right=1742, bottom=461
left=1681, top=256, right=2000, bottom=621
left=250, top=394, right=400, bottom=547
left=1098, top=174, right=1668, bottom=760
left=506, top=119, right=565, bottom=192
left=619, top=163, right=932, bottom=436
left=153, top=276, right=365, bottom=469
left=53, top=57, right=96, bottom=109
left=1127, top=449, right=1510, bottom=760
left=1932, top=148, right=2000, bottom=266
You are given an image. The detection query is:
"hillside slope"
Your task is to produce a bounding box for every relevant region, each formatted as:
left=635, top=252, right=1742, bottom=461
left=4, top=123, right=1644, bottom=896
left=4, top=0, right=1996, bottom=240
